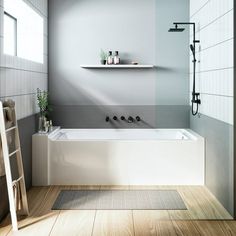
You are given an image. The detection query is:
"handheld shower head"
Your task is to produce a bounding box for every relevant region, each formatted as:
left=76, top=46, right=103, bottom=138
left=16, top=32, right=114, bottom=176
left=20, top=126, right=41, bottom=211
left=190, top=44, right=195, bottom=57
left=190, top=44, right=194, bottom=52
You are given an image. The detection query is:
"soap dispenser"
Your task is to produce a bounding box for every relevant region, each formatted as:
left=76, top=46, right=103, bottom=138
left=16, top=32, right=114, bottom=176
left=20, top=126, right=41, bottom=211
left=107, top=51, right=113, bottom=65
left=114, top=51, right=120, bottom=65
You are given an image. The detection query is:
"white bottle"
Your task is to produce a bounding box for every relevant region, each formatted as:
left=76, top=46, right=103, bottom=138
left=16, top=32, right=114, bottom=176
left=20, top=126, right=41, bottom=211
left=114, top=51, right=120, bottom=65
left=107, top=51, right=113, bottom=65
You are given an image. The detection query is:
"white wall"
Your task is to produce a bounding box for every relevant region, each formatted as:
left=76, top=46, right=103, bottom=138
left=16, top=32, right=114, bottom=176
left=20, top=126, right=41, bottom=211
left=0, top=0, right=48, bottom=120
left=190, top=0, right=234, bottom=125
left=49, top=0, right=190, bottom=107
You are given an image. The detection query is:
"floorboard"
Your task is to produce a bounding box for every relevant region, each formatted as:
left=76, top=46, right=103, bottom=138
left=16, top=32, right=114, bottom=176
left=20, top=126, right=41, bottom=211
left=133, top=210, right=175, bottom=236
left=0, top=185, right=235, bottom=236
left=93, top=210, right=134, bottom=236
left=50, top=210, right=96, bottom=236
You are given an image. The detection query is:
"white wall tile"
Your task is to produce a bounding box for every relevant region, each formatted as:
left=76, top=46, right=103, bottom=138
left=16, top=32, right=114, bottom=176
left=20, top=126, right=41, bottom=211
left=0, top=0, right=48, bottom=119
left=190, top=0, right=209, bottom=18
left=200, top=69, right=233, bottom=97
left=199, top=10, right=233, bottom=51
left=0, top=68, right=47, bottom=97
left=0, top=6, right=3, bottom=37
left=200, top=94, right=233, bottom=125
left=191, top=0, right=233, bottom=28
left=200, top=39, right=233, bottom=71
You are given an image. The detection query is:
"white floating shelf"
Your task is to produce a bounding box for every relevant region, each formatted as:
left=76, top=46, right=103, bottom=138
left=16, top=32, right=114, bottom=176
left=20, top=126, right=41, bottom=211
left=80, top=64, right=154, bottom=69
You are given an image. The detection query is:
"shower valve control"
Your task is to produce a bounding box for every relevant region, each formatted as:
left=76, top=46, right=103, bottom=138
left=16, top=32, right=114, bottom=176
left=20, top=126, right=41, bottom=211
left=192, top=93, right=201, bottom=105
left=113, top=116, right=118, bottom=121
left=136, top=116, right=141, bottom=122
left=105, top=116, right=110, bottom=122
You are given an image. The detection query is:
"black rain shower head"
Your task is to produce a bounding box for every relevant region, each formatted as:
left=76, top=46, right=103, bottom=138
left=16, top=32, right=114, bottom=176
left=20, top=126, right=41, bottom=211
left=168, top=27, right=185, bottom=32
left=168, top=24, right=185, bottom=32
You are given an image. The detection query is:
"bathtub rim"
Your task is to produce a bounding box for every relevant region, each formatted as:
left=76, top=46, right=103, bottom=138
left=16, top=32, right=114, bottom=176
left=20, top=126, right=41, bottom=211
left=48, top=128, right=203, bottom=142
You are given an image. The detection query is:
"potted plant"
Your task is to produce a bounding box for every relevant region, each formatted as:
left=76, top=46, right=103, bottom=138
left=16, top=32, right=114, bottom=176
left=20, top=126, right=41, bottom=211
left=100, top=49, right=107, bottom=65
left=36, top=88, right=50, bottom=133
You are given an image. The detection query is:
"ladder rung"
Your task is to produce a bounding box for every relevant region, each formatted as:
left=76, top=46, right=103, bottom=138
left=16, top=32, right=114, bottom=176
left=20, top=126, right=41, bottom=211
left=6, top=126, right=17, bottom=132
left=3, top=107, right=15, bottom=109
left=12, top=176, right=23, bottom=186
left=9, top=149, right=20, bottom=157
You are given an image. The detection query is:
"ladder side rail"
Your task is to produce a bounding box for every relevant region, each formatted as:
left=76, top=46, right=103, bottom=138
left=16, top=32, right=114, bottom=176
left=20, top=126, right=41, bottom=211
left=0, top=102, right=18, bottom=231
left=14, top=114, right=29, bottom=215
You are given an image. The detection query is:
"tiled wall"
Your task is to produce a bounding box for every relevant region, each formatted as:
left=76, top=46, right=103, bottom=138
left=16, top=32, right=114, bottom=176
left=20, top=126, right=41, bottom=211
left=0, top=0, right=48, bottom=120
left=190, top=0, right=234, bottom=125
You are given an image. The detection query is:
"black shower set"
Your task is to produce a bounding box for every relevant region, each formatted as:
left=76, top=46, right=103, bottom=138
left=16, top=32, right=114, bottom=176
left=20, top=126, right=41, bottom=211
left=106, top=116, right=141, bottom=123
left=169, top=22, right=201, bottom=116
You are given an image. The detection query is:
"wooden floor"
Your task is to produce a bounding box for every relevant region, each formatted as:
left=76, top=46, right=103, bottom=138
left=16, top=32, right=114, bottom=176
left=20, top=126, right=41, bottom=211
left=0, top=185, right=235, bottom=236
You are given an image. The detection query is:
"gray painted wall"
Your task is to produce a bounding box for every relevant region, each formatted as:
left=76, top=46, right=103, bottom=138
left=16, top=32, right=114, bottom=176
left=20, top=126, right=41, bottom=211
left=190, top=115, right=234, bottom=216
left=49, top=0, right=190, bottom=128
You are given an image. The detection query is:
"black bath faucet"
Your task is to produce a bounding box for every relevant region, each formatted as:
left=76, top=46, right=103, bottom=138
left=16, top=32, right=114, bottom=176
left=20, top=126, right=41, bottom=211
left=128, top=116, right=134, bottom=123
left=107, top=115, right=140, bottom=123
left=121, top=116, right=126, bottom=121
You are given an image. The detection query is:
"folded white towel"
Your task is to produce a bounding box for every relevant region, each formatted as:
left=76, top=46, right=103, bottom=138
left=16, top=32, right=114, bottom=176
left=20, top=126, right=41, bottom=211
left=0, top=99, right=16, bottom=177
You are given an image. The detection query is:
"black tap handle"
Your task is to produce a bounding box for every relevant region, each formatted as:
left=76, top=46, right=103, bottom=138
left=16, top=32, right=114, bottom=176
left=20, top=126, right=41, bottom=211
left=128, top=116, right=134, bottom=123
left=105, top=116, right=110, bottom=122
left=113, top=116, right=118, bottom=121
left=121, top=116, right=126, bottom=121
left=136, top=116, right=141, bottom=122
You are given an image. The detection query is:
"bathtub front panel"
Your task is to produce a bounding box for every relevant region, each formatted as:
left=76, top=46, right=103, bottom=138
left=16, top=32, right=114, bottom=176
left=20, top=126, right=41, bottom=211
left=48, top=137, right=204, bottom=185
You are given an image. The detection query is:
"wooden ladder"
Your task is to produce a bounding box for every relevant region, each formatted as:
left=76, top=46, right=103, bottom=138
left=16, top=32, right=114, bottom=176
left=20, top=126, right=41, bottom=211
left=0, top=101, right=29, bottom=231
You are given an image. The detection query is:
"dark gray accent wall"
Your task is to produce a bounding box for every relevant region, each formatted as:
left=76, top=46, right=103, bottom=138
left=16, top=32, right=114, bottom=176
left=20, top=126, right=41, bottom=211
left=0, top=176, right=8, bottom=222
left=0, top=115, right=37, bottom=222
left=48, top=0, right=190, bottom=128
left=51, top=105, right=190, bottom=129
left=190, top=114, right=234, bottom=216
left=18, top=115, right=37, bottom=188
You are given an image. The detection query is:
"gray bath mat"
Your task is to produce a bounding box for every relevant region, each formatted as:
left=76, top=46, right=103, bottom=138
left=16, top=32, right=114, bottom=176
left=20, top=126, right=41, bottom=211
left=52, top=190, right=187, bottom=210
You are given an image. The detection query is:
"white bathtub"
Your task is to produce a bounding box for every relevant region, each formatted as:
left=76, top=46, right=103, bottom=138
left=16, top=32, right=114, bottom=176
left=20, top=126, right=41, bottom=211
left=45, top=129, right=205, bottom=186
